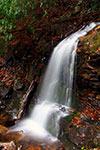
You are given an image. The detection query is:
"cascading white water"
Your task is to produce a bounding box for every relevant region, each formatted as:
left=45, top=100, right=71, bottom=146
left=12, top=22, right=98, bottom=140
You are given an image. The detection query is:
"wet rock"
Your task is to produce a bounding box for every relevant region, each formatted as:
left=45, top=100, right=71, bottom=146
left=0, top=141, right=16, bottom=150
left=60, top=106, right=100, bottom=149
left=69, top=127, right=83, bottom=146
left=0, top=86, right=11, bottom=99
left=0, top=125, right=8, bottom=135
left=0, top=104, right=6, bottom=111
left=0, top=129, right=65, bottom=150
left=0, top=79, right=35, bottom=125
left=4, top=130, right=24, bottom=143
left=0, top=102, right=5, bottom=109
left=13, top=80, right=24, bottom=91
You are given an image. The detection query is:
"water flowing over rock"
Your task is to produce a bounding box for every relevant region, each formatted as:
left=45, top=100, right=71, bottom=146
left=12, top=22, right=99, bottom=141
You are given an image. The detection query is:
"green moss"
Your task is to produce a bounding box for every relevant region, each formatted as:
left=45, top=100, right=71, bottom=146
left=90, top=33, right=100, bottom=55
left=81, top=30, right=100, bottom=56
left=81, top=146, right=87, bottom=150
left=63, top=110, right=80, bottom=123
left=0, top=81, right=5, bottom=87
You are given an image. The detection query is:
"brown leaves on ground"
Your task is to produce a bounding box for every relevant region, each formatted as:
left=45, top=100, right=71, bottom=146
left=0, top=58, right=28, bottom=88
left=83, top=107, right=100, bottom=120
left=27, top=146, right=41, bottom=150
left=0, top=68, right=14, bottom=87
left=89, top=148, right=100, bottom=150
left=0, top=57, right=5, bottom=67
left=69, top=101, right=100, bottom=130
left=71, top=116, right=81, bottom=127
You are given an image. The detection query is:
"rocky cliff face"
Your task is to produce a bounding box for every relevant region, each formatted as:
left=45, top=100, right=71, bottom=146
left=76, top=25, right=100, bottom=107
left=59, top=25, right=100, bottom=150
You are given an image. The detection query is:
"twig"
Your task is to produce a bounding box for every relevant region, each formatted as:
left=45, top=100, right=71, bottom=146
left=17, top=80, right=35, bottom=119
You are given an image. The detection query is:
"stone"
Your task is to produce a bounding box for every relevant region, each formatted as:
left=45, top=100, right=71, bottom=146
left=80, top=73, right=90, bottom=79
left=76, top=25, right=100, bottom=100
left=4, top=130, right=24, bottom=143
left=13, top=80, right=24, bottom=91
left=96, top=95, right=100, bottom=100
left=0, top=141, right=16, bottom=150
left=0, top=104, right=6, bottom=111
left=0, top=86, right=11, bottom=98
left=0, top=125, right=8, bottom=135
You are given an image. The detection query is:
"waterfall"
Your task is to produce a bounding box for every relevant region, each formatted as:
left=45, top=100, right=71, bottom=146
left=12, top=22, right=98, bottom=141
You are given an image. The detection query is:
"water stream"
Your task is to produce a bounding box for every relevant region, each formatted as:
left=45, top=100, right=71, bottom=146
left=12, top=22, right=98, bottom=141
